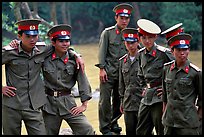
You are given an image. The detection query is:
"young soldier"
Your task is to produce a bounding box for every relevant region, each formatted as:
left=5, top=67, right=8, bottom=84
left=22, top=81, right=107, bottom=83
left=119, top=28, right=144, bottom=135
left=95, top=3, right=133, bottom=135
left=2, top=19, right=84, bottom=135
left=42, top=24, right=95, bottom=135
left=136, top=19, right=175, bottom=135
left=2, top=19, right=47, bottom=135
left=162, top=33, right=202, bottom=135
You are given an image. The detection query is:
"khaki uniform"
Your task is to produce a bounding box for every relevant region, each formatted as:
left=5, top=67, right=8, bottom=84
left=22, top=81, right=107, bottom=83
left=136, top=44, right=175, bottom=135
left=2, top=42, right=52, bottom=135
left=119, top=53, right=144, bottom=135
left=96, top=25, right=127, bottom=134
left=162, top=57, right=202, bottom=135
left=42, top=50, right=94, bottom=135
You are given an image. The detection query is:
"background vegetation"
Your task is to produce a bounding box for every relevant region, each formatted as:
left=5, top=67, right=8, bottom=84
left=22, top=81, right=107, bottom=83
left=2, top=2, right=202, bottom=50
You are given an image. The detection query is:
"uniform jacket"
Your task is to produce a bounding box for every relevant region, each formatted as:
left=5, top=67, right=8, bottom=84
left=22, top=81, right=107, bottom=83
left=119, top=53, right=144, bottom=111
left=2, top=42, right=52, bottom=110
left=138, top=43, right=175, bottom=105
left=162, top=59, right=202, bottom=128
left=42, top=49, right=92, bottom=116
left=95, top=24, right=128, bottom=79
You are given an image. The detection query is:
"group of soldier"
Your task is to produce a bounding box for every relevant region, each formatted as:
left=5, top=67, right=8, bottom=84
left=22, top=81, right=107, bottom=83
left=2, top=2, right=202, bottom=135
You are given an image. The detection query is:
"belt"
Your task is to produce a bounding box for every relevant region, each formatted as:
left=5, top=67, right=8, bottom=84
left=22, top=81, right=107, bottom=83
left=146, top=81, right=162, bottom=89
left=46, top=88, right=71, bottom=97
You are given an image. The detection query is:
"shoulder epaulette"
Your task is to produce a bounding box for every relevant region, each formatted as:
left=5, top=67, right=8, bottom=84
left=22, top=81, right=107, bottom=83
left=164, top=60, right=174, bottom=66
left=105, top=26, right=115, bottom=31
left=119, top=54, right=128, bottom=61
left=2, top=45, right=15, bottom=50
left=156, top=45, right=171, bottom=52
left=138, top=47, right=145, bottom=53
left=190, top=63, right=201, bottom=72
left=36, top=42, right=46, bottom=46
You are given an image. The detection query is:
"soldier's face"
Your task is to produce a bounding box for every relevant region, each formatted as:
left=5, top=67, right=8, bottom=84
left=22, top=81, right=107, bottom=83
left=125, top=41, right=139, bottom=54
left=18, top=33, right=38, bottom=50
left=52, top=39, right=70, bottom=53
left=173, top=48, right=189, bottom=63
left=139, top=35, right=157, bottom=50
left=115, top=15, right=130, bottom=30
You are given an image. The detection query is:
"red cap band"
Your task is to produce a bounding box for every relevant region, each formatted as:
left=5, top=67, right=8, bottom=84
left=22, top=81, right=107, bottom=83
left=138, top=28, right=156, bottom=37
left=123, top=33, right=139, bottom=39
left=170, top=39, right=190, bottom=48
left=50, top=30, right=70, bottom=38
left=18, top=25, right=38, bottom=31
left=166, top=28, right=183, bottom=39
left=116, top=9, right=131, bottom=15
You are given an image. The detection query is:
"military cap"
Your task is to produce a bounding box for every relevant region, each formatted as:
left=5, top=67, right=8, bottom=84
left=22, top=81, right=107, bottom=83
left=161, top=23, right=184, bottom=40
left=167, top=33, right=192, bottom=49
left=137, top=19, right=161, bottom=36
left=113, top=3, right=133, bottom=17
left=15, top=19, right=41, bottom=35
left=47, top=24, right=72, bottom=40
left=122, top=28, right=139, bottom=42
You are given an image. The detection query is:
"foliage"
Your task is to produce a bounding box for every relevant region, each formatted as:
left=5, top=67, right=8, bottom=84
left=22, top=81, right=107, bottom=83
left=2, top=2, right=202, bottom=50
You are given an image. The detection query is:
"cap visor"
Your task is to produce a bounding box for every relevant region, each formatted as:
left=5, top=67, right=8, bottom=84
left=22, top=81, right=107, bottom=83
left=174, top=44, right=189, bottom=49
left=57, top=35, right=70, bottom=40
left=24, top=30, right=38, bottom=35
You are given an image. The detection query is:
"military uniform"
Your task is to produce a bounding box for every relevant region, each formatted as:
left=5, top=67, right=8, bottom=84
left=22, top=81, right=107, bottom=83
left=162, top=33, right=202, bottom=135
left=2, top=19, right=49, bottom=135
left=95, top=3, right=133, bottom=135
left=118, top=28, right=144, bottom=135
left=135, top=19, right=175, bottom=135
left=42, top=24, right=95, bottom=135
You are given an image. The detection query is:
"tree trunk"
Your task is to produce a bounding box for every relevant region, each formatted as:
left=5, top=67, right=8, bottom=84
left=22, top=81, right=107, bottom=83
left=131, top=2, right=141, bottom=23
left=21, top=2, right=33, bottom=19
left=50, top=2, right=58, bottom=25
left=61, top=2, right=68, bottom=24
left=13, top=2, right=22, bottom=21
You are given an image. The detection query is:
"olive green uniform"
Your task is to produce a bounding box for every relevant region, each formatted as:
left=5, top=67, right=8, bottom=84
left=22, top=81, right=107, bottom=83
left=162, top=60, right=202, bottom=135
left=2, top=42, right=52, bottom=135
left=42, top=49, right=94, bottom=135
left=136, top=44, right=175, bottom=135
left=119, top=53, right=144, bottom=135
left=95, top=24, right=127, bottom=134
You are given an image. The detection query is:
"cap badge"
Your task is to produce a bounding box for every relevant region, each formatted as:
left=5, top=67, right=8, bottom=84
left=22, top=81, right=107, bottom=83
left=61, top=31, right=67, bottom=35
left=30, top=25, right=36, bottom=30
left=128, top=34, right=133, bottom=38
left=123, top=9, right=128, bottom=13
left=180, top=40, right=185, bottom=44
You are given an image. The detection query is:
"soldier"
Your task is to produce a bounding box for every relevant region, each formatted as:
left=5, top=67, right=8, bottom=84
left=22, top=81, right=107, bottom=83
left=2, top=19, right=47, bottom=135
left=119, top=28, right=145, bottom=135
left=42, top=24, right=95, bottom=135
left=95, top=3, right=133, bottom=135
left=135, top=19, right=175, bottom=135
left=161, top=22, right=184, bottom=41
left=162, top=33, right=202, bottom=135
left=2, top=19, right=84, bottom=135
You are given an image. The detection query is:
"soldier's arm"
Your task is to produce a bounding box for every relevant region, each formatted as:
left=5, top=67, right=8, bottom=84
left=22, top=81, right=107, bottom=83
left=95, top=29, right=108, bottom=69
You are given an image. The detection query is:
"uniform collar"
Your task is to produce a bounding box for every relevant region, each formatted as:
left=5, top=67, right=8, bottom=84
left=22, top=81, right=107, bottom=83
left=51, top=51, right=69, bottom=64
left=115, top=24, right=122, bottom=35
left=170, top=59, right=190, bottom=73
left=19, top=42, right=40, bottom=55
left=144, top=44, right=157, bottom=57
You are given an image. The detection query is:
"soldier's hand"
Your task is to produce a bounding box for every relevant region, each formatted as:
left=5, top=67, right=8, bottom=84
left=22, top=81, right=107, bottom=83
left=9, top=39, right=20, bottom=48
left=99, top=68, right=108, bottom=83
left=141, top=88, right=146, bottom=96
left=2, top=86, right=17, bottom=97
left=75, top=56, right=85, bottom=73
left=70, top=105, right=86, bottom=116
